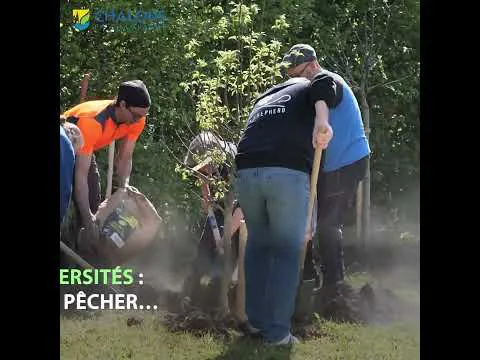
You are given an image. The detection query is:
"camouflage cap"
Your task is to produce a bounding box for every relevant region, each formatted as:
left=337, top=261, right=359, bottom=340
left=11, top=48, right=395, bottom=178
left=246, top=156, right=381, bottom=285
left=280, top=44, right=317, bottom=76
left=184, top=131, right=237, bottom=168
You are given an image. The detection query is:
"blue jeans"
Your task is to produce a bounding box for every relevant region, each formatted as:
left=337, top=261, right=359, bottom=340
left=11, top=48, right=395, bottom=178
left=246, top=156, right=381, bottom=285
left=234, top=167, right=309, bottom=342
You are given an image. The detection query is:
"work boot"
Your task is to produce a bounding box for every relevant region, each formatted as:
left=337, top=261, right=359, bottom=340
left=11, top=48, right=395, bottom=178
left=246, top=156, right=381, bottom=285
left=238, top=321, right=263, bottom=340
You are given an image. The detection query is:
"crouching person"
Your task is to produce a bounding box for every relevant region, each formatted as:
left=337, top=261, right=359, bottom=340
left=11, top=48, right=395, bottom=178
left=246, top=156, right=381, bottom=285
left=182, top=131, right=244, bottom=309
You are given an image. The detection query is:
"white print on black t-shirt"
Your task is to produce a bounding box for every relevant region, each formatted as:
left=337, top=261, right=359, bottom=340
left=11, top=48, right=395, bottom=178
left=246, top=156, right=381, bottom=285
left=247, top=94, right=290, bottom=124
left=256, top=94, right=291, bottom=109
left=248, top=107, right=287, bottom=125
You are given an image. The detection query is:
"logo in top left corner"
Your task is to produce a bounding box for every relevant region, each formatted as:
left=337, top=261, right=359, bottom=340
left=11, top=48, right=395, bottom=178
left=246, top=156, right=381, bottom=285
left=72, top=9, right=91, bottom=31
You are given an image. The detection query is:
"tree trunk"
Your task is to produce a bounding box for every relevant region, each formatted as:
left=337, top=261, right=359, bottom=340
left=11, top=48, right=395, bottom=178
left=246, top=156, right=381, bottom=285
left=356, top=181, right=363, bottom=240
left=358, top=88, right=371, bottom=245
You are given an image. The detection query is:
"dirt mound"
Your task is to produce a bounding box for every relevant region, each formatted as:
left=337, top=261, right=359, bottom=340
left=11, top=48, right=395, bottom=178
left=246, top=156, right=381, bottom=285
left=161, top=301, right=238, bottom=340
left=127, top=316, right=144, bottom=327
left=314, top=282, right=367, bottom=323
left=291, top=322, right=326, bottom=339
left=312, top=282, right=417, bottom=325
left=159, top=282, right=416, bottom=341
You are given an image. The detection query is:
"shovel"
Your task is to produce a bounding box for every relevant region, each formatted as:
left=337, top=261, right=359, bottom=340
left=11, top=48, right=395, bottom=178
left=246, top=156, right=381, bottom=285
left=188, top=159, right=226, bottom=290
left=235, top=219, right=248, bottom=322
left=294, top=144, right=323, bottom=323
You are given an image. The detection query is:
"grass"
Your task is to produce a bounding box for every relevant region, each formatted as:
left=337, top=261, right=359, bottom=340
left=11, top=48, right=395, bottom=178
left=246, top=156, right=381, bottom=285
left=60, top=311, right=419, bottom=360
left=60, top=271, right=419, bottom=360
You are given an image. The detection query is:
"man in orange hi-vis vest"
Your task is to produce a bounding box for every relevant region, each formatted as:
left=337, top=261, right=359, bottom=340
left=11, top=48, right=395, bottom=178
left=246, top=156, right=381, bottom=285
left=63, top=80, right=151, bottom=242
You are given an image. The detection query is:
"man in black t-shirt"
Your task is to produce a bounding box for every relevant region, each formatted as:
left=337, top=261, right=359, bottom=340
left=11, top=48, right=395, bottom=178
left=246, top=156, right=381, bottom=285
left=234, top=64, right=333, bottom=344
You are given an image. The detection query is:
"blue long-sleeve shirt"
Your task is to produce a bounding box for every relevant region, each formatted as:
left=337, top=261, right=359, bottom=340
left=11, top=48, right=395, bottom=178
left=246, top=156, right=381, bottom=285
left=60, top=126, right=75, bottom=225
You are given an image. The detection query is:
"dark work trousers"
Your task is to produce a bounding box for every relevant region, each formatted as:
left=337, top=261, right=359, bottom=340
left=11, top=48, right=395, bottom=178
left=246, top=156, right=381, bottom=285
left=182, top=205, right=241, bottom=307
left=303, top=155, right=368, bottom=287
left=191, top=205, right=240, bottom=279
left=74, top=154, right=102, bottom=218
left=60, top=154, right=103, bottom=268
left=65, top=154, right=102, bottom=251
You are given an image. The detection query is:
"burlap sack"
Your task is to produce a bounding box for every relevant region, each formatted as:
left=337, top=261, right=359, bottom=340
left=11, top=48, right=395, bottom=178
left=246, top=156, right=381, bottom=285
left=93, top=186, right=162, bottom=267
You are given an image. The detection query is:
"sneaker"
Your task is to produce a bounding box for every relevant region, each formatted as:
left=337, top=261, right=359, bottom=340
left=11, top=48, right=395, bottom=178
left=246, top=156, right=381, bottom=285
left=271, top=333, right=300, bottom=346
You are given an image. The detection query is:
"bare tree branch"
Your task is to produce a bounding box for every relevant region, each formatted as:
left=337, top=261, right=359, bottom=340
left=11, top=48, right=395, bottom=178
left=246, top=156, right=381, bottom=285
left=158, top=135, right=209, bottom=184
left=175, top=128, right=193, bottom=153
left=333, top=46, right=349, bottom=79
left=348, top=9, right=367, bottom=90
left=157, top=136, right=209, bottom=204
left=367, top=74, right=413, bottom=93
left=330, top=20, right=350, bottom=76
left=158, top=135, right=188, bottom=167
left=333, top=33, right=357, bottom=86
left=323, top=55, right=342, bottom=76
left=176, top=113, right=210, bottom=168
left=237, top=2, right=244, bottom=125
left=353, top=15, right=364, bottom=58
left=180, top=109, right=200, bottom=141
left=362, top=9, right=370, bottom=89
left=215, top=67, right=238, bottom=141
left=365, top=0, right=376, bottom=90
left=186, top=185, right=208, bottom=205
left=219, top=121, right=238, bottom=140
left=370, top=2, right=392, bottom=69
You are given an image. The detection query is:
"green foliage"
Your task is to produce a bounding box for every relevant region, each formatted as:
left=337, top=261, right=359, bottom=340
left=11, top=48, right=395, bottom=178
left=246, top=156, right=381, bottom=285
left=60, top=0, right=420, bottom=239
left=306, top=0, right=420, bottom=204
left=177, top=2, right=289, bottom=200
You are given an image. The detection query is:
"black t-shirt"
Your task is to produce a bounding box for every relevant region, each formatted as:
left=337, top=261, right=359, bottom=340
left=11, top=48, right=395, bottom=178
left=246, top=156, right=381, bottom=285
left=235, top=72, right=341, bottom=174
left=310, top=70, right=343, bottom=109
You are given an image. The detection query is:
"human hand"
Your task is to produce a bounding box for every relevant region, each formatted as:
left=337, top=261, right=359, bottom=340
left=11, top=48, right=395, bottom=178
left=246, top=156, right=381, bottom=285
left=312, top=123, right=333, bottom=149
left=304, top=225, right=314, bottom=243
left=82, top=215, right=100, bottom=243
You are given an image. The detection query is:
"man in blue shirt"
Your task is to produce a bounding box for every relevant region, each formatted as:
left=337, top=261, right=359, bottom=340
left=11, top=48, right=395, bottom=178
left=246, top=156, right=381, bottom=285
left=282, top=44, right=370, bottom=294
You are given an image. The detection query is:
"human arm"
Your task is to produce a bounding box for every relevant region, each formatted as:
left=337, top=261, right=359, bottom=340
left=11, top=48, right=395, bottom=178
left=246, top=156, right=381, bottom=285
left=115, top=138, right=136, bottom=188
left=74, top=154, right=97, bottom=229
left=230, top=206, right=244, bottom=238
left=310, top=73, right=341, bottom=148
left=72, top=118, right=101, bottom=233
left=312, top=101, right=333, bottom=149
left=113, top=118, right=146, bottom=188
